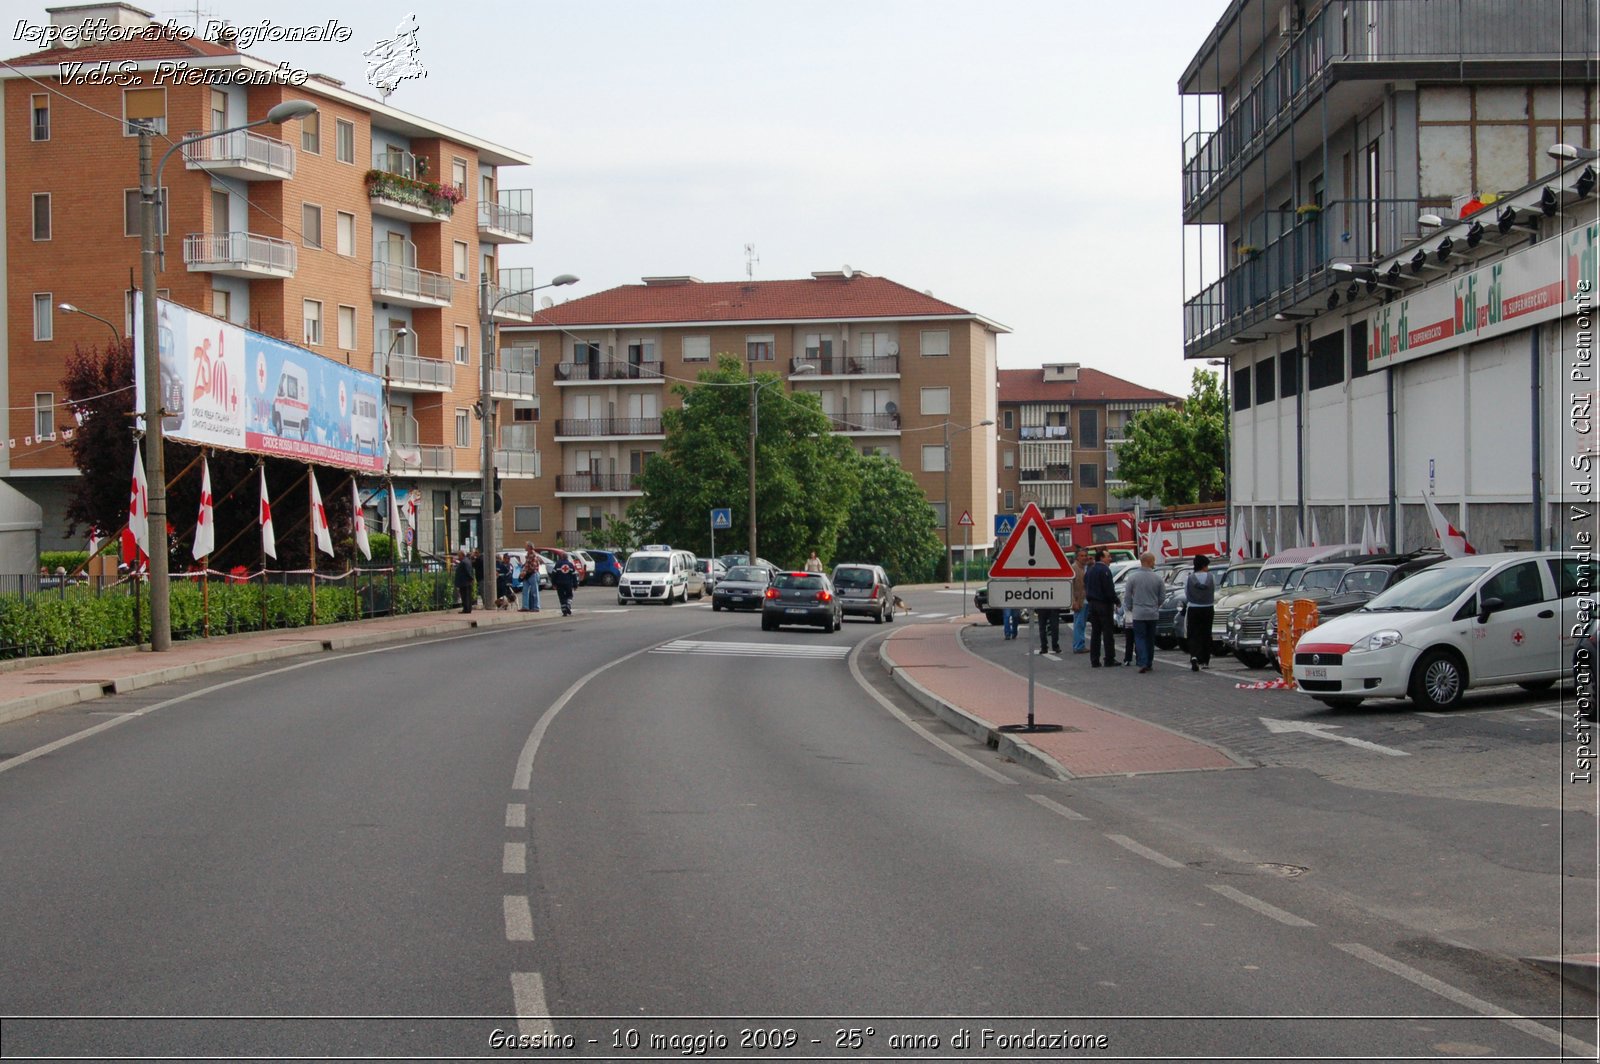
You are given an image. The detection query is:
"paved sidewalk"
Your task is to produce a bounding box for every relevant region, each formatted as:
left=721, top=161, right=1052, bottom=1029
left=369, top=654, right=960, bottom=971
left=880, top=620, right=1244, bottom=779
left=0, top=607, right=555, bottom=726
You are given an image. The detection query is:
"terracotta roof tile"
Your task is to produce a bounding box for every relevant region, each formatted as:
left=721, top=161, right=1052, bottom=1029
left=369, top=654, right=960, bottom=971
left=998, top=367, right=1179, bottom=404
left=528, top=275, right=986, bottom=327
left=7, top=30, right=237, bottom=66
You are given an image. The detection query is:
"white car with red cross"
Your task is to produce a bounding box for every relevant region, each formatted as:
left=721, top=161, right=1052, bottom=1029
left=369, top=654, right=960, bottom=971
left=1291, top=551, right=1587, bottom=710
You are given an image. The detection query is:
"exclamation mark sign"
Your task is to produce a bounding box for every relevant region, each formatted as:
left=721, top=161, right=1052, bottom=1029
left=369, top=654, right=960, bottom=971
left=1027, top=526, right=1037, bottom=566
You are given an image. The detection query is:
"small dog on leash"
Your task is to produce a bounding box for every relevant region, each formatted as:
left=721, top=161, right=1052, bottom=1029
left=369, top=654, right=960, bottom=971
left=893, top=595, right=911, bottom=613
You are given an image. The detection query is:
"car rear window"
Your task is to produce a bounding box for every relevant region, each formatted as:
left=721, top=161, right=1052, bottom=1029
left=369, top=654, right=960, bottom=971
left=776, top=573, right=825, bottom=591
left=833, top=568, right=875, bottom=589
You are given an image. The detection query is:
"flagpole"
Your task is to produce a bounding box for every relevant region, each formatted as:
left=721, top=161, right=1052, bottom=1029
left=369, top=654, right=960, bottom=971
left=259, top=461, right=268, bottom=632
left=309, top=465, right=317, bottom=627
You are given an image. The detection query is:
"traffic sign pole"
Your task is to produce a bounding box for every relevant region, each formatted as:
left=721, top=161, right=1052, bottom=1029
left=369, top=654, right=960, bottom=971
left=957, top=509, right=974, bottom=618
left=994, top=502, right=1066, bottom=736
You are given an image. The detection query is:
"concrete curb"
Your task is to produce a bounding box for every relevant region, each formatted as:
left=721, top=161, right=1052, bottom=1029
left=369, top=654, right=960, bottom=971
left=878, top=623, right=1072, bottom=781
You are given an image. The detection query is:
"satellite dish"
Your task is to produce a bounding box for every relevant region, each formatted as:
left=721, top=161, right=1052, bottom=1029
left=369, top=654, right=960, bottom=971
left=540, top=296, right=555, bottom=309
left=842, top=264, right=854, bottom=279
left=884, top=401, right=898, bottom=415
left=886, top=341, right=900, bottom=356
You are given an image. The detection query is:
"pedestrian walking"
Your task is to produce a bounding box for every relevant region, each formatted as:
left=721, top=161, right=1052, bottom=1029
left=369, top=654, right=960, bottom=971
left=1125, top=552, right=1166, bottom=672
left=520, top=543, right=542, bottom=612
left=551, top=552, right=580, bottom=616
left=1036, top=607, right=1061, bottom=655
left=453, top=550, right=475, bottom=614
left=1070, top=547, right=1089, bottom=653
left=804, top=550, right=824, bottom=574
left=1083, top=549, right=1119, bottom=667
left=1185, top=553, right=1217, bottom=671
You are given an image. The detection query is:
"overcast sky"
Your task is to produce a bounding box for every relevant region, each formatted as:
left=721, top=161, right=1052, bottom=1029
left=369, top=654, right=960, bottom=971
left=129, top=1, right=1224, bottom=396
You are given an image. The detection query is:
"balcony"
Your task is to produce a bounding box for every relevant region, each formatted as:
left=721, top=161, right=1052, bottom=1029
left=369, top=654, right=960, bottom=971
left=1018, top=426, right=1071, bottom=442
left=491, top=347, right=539, bottom=400
left=367, top=149, right=460, bottom=222
left=372, top=259, right=453, bottom=308
left=827, top=412, right=900, bottom=434
left=1020, top=464, right=1073, bottom=483
left=553, top=360, right=664, bottom=383
left=553, top=417, right=664, bottom=440
left=556, top=529, right=607, bottom=548
left=555, top=472, right=639, bottom=495
left=182, top=232, right=296, bottom=279
left=478, top=190, right=534, bottom=243
left=373, top=333, right=454, bottom=393
left=790, top=354, right=899, bottom=377
left=496, top=425, right=541, bottom=478
left=181, top=128, right=294, bottom=180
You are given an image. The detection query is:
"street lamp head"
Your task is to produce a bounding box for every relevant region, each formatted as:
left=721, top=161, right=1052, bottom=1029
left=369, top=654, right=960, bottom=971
left=793, top=364, right=817, bottom=376
left=979, top=419, right=994, bottom=427
left=396, top=326, right=409, bottom=337
left=58, top=303, right=79, bottom=314
left=265, top=100, right=319, bottom=124
left=1548, top=143, right=1599, bottom=162
left=549, top=273, right=580, bottom=287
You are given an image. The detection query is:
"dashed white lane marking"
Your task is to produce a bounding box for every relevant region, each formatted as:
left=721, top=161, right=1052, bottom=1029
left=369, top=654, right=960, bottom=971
left=651, top=639, right=850, bottom=660
left=503, top=895, right=534, bottom=942
left=509, top=972, right=551, bottom=1037
left=1528, top=706, right=1567, bottom=720
left=1104, top=834, right=1185, bottom=870
left=846, top=638, right=1015, bottom=786
left=1028, top=793, right=1089, bottom=821
left=918, top=612, right=950, bottom=620
left=1335, top=942, right=1597, bottom=1056
left=1208, top=884, right=1316, bottom=927
left=505, top=804, right=526, bottom=829
left=503, top=842, right=526, bottom=875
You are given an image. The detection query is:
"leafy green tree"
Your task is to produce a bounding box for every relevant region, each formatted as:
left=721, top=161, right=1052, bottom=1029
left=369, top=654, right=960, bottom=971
left=1113, top=368, right=1226, bottom=505
left=628, top=357, right=860, bottom=568
left=832, top=454, right=944, bottom=584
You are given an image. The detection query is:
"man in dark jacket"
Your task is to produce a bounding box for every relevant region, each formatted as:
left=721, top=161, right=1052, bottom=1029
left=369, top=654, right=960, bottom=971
left=550, top=553, right=580, bottom=616
left=453, top=550, right=475, bottom=614
left=1083, top=549, right=1119, bottom=667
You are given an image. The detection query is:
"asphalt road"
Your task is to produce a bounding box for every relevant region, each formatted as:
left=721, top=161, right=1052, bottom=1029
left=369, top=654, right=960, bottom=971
left=0, top=588, right=1593, bottom=1060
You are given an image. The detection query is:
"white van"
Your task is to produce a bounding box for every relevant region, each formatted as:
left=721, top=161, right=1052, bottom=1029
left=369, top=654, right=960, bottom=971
left=618, top=545, right=703, bottom=604
left=273, top=362, right=311, bottom=439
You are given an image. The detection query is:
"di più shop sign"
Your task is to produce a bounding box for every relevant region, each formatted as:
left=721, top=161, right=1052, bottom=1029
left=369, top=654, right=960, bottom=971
left=987, top=502, right=1075, bottom=608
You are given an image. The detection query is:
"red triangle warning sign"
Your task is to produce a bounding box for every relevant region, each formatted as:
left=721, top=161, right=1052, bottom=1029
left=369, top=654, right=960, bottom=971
left=989, top=502, right=1074, bottom=578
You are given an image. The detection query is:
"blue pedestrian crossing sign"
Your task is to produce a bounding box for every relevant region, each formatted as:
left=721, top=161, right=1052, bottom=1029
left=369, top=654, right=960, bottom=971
left=710, top=508, right=733, bottom=530
left=994, top=513, right=1018, bottom=538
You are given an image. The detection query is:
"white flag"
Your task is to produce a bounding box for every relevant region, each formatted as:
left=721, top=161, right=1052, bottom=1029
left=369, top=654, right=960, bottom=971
left=1309, top=512, right=1321, bottom=548
left=405, top=491, right=417, bottom=532
left=309, top=471, right=334, bottom=557
left=1423, top=492, right=1476, bottom=558
left=260, top=467, right=277, bottom=559
left=1374, top=507, right=1389, bottom=552
left=1295, top=516, right=1306, bottom=549
left=1360, top=509, right=1375, bottom=556
left=1271, top=516, right=1281, bottom=558
left=192, top=457, right=215, bottom=560
left=388, top=486, right=403, bottom=538
left=123, top=442, right=149, bottom=565
left=352, top=480, right=371, bottom=560
left=1232, top=513, right=1248, bottom=562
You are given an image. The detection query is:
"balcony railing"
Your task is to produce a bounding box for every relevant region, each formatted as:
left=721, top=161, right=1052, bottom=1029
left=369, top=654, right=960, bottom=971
left=372, top=260, right=453, bottom=306
left=1019, top=426, right=1071, bottom=442
left=556, top=529, right=606, bottom=548
left=373, top=347, right=455, bottom=391
left=181, top=128, right=294, bottom=178
left=390, top=442, right=453, bottom=475
left=478, top=190, right=534, bottom=242
left=182, top=231, right=296, bottom=276
left=498, top=424, right=538, bottom=452
left=554, top=417, right=663, bottom=437
left=556, top=472, right=638, bottom=493
left=367, top=149, right=458, bottom=219
left=790, top=355, right=899, bottom=376
left=827, top=412, right=900, bottom=433
left=1020, top=464, right=1073, bottom=482
left=495, top=449, right=541, bottom=477
left=554, top=360, right=664, bottom=382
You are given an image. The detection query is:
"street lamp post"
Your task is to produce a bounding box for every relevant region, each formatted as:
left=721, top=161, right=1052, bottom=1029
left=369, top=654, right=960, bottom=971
left=58, top=303, right=121, bottom=346
left=139, top=99, right=318, bottom=652
left=1208, top=358, right=1231, bottom=545
left=747, top=364, right=814, bottom=563
left=381, top=327, right=409, bottom=479
left=479, top=273, right=577, bottom=608
left=942, top=418, right=994, bottom=582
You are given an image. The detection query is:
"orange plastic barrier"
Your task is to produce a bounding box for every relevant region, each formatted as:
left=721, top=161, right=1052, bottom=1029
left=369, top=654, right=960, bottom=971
left=1277, top=599, right=1321, bottom=686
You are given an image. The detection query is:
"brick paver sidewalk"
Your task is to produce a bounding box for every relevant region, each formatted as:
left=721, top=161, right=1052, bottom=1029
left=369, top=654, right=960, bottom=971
left=881, top=622, right=1244, bottom=778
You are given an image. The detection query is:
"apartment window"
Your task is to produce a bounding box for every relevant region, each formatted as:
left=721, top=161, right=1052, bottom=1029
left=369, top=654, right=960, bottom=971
left=455, top=409, right=471, bottom=447
left=1365, top=140, right=1380, bottom=256
left=857, top=331, right=891, bottom=357
left=454, top=324, right=470, bottom=365
left=31, top=94, right=49, bottom=140
left=301, top=111, right=320, bottom=154
left=301, top=204, right=322, bottom=249
left=302, top=299, right=322, bottom=346
left=1078, top=407, right=1099, bottom=450
left=1349, top=322, right=1372, bottom=379
left=124, top=188, right=167, bottom=236
left=513, top=405, right=538, bottom=423
left=32, top=193, right=50, bottom=240
left=453, top=241, right=469, bottom=281
left=920, top=386, right=950, bottom=416
left=1280, top=349, right=1299, bottom=399
left=35, top=393, right=54, bottom=439
left=1308, top=331, right=1344, bottom=390
left=930, top=501, right=947, bottom=527
left=1078, top=463, right=1099, bottom=489
left=1003, top=451, right=1015, bottom=469
left=123, top=87, right=165, bottom=134
left=336, top=212, right=355, bottom=256
left=1233, top=366, right=1252, bottom=410
left=682, top=335, right=710, bottom=361
left=211, top=289, right=231, bottom=319
left=922, top=445, right=946, bottom=472
left=514, top=506, right=542, bottom=533
left=335, top=119, right=354, bottom=164
left=33, top=294, right=52, bottom=341
left=1254, top=358, right=1275, bottom=403
left=803, top=333, right=833, bottom=359
left=1004, top=490, right=1015, bottom=511
left=1003, top=409, right=1014, bottom=430
left=746, top=334, right=775, bottom=361
left=920, top=329, right=950, bottom=357
left=338, top=305, right=356, bottom=351
left=451, top=158, right=468, bottom=190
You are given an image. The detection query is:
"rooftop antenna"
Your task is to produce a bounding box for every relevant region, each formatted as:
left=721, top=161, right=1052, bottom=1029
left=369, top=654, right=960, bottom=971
left=744, top=243, right=759, bottom=281
left=165, top=2, right=220, bottom=33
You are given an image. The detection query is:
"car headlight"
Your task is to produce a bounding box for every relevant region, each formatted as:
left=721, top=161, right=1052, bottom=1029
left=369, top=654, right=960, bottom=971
left=1349, top=629, right=1403, bottom=653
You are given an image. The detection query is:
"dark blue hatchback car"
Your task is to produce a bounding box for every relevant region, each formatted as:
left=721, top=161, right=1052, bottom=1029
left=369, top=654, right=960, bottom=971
left=584, top=550, right=624, bottom=587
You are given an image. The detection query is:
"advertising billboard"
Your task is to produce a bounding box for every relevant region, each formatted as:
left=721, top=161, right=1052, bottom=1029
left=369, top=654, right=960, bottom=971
left=134, top=298, right=385, bottom=472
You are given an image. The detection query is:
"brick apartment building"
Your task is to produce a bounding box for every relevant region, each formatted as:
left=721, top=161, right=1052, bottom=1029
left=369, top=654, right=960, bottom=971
left=502, top=272, right=1006, bottom=557
left=3, top=2, right=537, bottom=553
left=996, top=364, right=1179, bottom=518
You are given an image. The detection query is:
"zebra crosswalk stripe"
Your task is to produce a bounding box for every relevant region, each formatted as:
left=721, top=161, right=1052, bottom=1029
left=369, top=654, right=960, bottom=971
left=651, top=639, right=850, bottom=660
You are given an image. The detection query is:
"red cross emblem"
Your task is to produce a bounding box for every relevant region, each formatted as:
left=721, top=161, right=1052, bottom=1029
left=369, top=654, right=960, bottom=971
left=1512, top=629, right=1525, bottom=646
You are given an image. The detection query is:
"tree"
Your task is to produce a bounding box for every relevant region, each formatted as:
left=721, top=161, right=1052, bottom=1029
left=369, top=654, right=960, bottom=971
left=832, top=454, right=944, bottom=584
left=628, top=357, right=860, bottom=568
left=1113, top=368, right=1226, bottom=505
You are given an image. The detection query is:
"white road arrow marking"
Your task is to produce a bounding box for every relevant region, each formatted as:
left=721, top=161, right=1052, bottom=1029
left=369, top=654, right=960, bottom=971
left=1259, top=717, right=1410, bottom=757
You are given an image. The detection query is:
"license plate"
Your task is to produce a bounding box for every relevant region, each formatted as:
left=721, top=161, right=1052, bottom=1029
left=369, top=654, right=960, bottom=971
left=731, top=596, right=748, bottom=603
left=1303, top=667, right=1328, bottom=679
left=786, top=607, right=807, bottom=614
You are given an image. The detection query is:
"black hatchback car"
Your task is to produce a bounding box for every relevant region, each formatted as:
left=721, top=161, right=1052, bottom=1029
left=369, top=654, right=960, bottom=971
left=711, top=565, right=772, bottom=612
left=761, top=571, right=843, bottom=632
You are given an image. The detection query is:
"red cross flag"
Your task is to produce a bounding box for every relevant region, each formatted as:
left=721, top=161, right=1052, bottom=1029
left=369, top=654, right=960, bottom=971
left=387, top=485, right=403, bottom=538
left=309, top=470, right=334, bottom=557
left=122, top=442, right=149, bottom=565
left=192, top=457, right=215, bottom=560
left=259, top=467, right=277, bottom=559
left=405, top=490, right=417, bottom=531
left=1423, top=492, right=1476, bottom=558
left=351, top=480, right=371, bottom=560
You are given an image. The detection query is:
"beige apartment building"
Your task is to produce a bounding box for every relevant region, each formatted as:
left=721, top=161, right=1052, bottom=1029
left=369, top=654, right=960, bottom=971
left=3, top=3, right=536, bottom=553
left=502, top=271, right=1006, bottom=556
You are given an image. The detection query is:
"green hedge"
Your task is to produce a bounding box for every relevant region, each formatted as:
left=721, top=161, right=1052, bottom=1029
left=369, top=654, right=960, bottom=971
left=40, top=550, right=91, bottom=574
